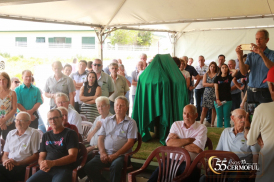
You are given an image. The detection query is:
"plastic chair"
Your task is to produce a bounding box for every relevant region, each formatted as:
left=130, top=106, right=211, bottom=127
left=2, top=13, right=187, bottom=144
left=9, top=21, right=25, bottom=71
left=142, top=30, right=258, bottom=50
left=205, top=137, right=213, bottom=150
left=81, top=121, right=93, bottom=142
left=181, top=150, right=241, bottom=182
left=128, top=146, right=191, bottom=182
left=32, top=142, right=87, bottom=182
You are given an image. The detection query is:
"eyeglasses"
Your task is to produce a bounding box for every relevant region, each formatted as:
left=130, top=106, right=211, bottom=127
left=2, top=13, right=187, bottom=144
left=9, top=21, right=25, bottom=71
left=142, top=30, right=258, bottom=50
left=93, top=64, right=102, bottom=67
left=14, top=81, right=20, bottom=84
left=48, top=116, right=62, bottom=122
left=15, top=119, right=28, bottom=122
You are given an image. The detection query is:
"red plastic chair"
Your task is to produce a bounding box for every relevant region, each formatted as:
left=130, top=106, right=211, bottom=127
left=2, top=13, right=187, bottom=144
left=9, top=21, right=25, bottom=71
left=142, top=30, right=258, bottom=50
left=128, top=146, right=191, bottom=182
left=181, top=150, right=241, bottom=182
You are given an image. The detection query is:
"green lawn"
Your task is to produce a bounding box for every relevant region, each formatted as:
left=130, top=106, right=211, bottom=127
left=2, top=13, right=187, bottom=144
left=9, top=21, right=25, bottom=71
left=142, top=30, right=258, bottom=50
left=132, top=127, right=225, bottom=160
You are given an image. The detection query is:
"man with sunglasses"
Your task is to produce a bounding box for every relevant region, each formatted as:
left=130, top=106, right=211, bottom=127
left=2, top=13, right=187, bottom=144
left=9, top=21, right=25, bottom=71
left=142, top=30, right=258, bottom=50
left=0, top=112, right=40, bottom=182
left=27, top=108, right=79, bottom=182
left=11, top=77, right=20, bottom=91
left=92, top=59, right=114, bottom=97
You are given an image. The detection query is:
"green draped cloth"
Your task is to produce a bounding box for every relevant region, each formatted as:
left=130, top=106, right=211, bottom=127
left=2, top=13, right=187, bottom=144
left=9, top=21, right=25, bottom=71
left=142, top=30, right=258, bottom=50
left=132, top=54, right=189, bottom=145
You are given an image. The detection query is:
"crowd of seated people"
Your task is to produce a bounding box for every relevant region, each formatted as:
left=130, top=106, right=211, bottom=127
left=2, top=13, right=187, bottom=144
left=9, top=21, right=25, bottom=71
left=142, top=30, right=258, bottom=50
left=0, top=28, right=273, bottom=181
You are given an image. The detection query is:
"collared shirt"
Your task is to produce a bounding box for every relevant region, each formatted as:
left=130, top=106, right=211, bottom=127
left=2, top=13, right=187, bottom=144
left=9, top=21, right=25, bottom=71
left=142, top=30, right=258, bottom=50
left=245, top=47, right=274, bottom=88
left=15, top=83, right=43, bottom=110
left=98, top=115, right=138, bottom=155
left=44, top=73, right=76, bottom=107
left=109, top=75, right=129, bottom=102
left=4, top=127, right=40, bottom=162
left=68, top=107, right=83, bottom=134
left=166, top=121, right=207, bottom=160
left=88, top=112, right=113, bottom=147
left=216, top=127, right=260, bottom=163
left=97, top=71, right=114, bottom=97
left=70, top=71, right=87, bottom=103
left=131, top=70, right=140, bottom=95
left=195, top=65, right=208, bottom=89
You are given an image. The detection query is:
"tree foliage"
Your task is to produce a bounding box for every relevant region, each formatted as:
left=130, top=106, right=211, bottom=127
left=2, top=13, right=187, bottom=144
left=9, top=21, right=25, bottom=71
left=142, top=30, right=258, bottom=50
left=109, top=30, right=152, bottom=46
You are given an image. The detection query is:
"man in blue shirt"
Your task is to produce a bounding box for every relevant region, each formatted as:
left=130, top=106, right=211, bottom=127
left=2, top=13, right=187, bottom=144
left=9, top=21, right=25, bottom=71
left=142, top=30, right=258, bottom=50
left=236, top=29, right=274, bottom=104
left=15, top=70, right=43, bottom=129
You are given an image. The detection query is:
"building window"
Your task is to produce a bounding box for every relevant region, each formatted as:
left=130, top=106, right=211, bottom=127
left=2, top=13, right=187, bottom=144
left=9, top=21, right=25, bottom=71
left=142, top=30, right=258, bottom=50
left=82, top=37, right=95, bottom=49
left=15, top=37, right=27, bottom=47
left=48, top=37, right=71, bottom=48
left=36, top=37, right=45, bottom=43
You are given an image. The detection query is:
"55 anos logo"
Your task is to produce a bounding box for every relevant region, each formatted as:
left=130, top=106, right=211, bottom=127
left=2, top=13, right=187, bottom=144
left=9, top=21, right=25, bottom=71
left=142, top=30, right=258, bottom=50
left=208, top=156, right=259, bottom=174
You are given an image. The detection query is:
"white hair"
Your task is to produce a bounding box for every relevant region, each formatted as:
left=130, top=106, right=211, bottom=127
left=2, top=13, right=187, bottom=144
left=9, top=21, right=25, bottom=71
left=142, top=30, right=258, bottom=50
left=231, top=108, right=246, bottom=116
left=95, top=96, right=110, bottom=105
left=17, top=111, right=31, bottom=121
left=57, top=106, right=68, bottom=113
left=109, top=62, right=118, bottom=68
left=55, top=92, right=69, bottom=101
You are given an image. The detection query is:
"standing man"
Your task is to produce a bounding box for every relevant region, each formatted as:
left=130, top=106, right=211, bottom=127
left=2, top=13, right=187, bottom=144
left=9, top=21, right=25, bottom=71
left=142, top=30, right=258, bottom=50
left=184, top=56, right=200, bottom=105
left=70, top=60, right=88, bottom=113
left=109, top=63, right=129, bottom=114
left=194, top=56, right=208, bottom=121
left=140, top=53, right=147, bottom=67
left=44, top=61, right=76, bottom=109
left=0, top=112, right=40, bottom=182
left=118, top=64, right=132, bottom=106
left=15, top=70, right=43, bottom=129
left=188, top=58, right=194, bottom=66
left=228, top=59, right=242, bottom=111
left=131, top=61, right=144, bottom=106
left=245, top=66, right=274, bottom=182
left=217, top=54, right=226, bottom=74
left=55, top=92, right=83, bottom=135
left=236, top=29, right=274, bottom=104
left=84, top=96, right=138, bottom=182
left=92, top=59, right=114, bottom=97
left=103, top=59, right=118, bottom=75
left=27, top=109, right=79, bottom=182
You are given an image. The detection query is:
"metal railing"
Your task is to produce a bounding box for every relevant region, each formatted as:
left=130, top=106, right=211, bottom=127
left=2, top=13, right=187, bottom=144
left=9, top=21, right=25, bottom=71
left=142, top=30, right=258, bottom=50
left=48, top=43, right=71, bottom=48
left=15, top=42, right=27, bottom=47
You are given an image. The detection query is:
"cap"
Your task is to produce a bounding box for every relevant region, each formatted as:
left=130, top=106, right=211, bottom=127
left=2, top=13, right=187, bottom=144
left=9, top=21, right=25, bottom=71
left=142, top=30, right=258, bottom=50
left=263, top=66, right=274, bottom=83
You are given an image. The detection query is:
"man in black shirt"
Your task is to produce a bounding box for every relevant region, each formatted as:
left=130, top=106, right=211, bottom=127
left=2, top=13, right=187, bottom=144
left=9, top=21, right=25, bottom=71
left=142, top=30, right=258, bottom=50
left=27, top=109, right=79, bottom=182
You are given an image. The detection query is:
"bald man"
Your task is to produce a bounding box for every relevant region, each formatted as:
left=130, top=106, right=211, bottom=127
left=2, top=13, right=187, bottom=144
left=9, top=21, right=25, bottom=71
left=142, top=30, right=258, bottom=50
left=15, top=70, right=43, bottom=129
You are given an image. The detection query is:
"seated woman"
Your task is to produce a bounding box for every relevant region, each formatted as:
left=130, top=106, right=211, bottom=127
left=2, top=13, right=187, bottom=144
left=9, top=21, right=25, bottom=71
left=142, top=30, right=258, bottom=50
left=214, top=64, right=237, bottom=128
left=79, top=72, right=101, bottom=122
left=47, top=107, right=80, bottom=140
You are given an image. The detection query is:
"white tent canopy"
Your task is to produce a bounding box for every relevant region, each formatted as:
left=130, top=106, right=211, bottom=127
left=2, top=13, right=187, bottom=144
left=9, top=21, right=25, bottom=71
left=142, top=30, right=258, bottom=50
left=1, top=0, right=274, bottom=59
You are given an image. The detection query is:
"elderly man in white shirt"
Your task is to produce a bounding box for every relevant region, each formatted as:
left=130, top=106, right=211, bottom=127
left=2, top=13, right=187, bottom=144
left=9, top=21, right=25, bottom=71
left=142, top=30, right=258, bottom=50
left=55, top=92, right=83, bottom=134
left=0, top=112, right=40, bottom=182
left=148, top=104, right=207, bottom=182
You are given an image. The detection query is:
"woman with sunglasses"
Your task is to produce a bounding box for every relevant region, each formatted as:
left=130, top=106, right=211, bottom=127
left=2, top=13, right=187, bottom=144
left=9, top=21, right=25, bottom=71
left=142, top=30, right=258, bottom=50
left=79, top=72, right=101, bottom=122
left=10, top=77, right=20, bottom=91
left=0, top=72, right=17, bottom=140
left=214, top=64, right=237, bottom=128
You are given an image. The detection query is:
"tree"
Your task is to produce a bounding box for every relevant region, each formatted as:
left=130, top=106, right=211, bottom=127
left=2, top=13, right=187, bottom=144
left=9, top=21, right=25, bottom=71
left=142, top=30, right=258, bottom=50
left=109, top=29, right=152, bottom=46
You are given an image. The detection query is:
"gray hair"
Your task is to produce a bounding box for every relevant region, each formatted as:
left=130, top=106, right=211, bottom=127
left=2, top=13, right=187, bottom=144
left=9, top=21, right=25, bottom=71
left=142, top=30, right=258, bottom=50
left=229, top=59, right=236, bottom=65
left=112, top=59, right=118, bottom=63
left=140, top=53, right=147, bottom=58
left=17, top=111, right=31, bottom=121
left=48, top=108, right=62, bottom=117
left=95, top=96, right=110, bottom=105
left=109, top=62, right=118, bottom=68
left=231, top=108, right=246, bottom=116
left=257, top=29, right=269, bottom=39
left=115, top=96, right=129, bottom=107
left=93, top=59, right=102, bottom=64
left=57, top=106, right=68, bottom=113
left=52, top=61, right=63, bottom=68
left=11, top=77, right=19, bottom=82
left=55, top=92, right=69, bottom=101
left=118, top=64, right=124, bottom=70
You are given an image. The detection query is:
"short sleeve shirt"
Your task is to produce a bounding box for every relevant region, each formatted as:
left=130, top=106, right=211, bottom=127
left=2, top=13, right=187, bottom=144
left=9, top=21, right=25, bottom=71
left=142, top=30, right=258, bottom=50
left=195, top=65, right=209, bottom=89
left=40, top=128, right=79, bottom=169
left=44, top=74, right=76, bottom=107
left=245, top=47, right=274, bottom=88
left=97, top=115, right=138, bottom=155
left=216, top=128, right=260, bottom=163
left=214, top=74, right=233, bottom=101
left=4, top=127, right=40, bottom=161
left=15, top=84, right=43, bottom=110
left=185, top=65, right=198, bottom=86
left=68, top=107, right=83, bottom=134
left=70, top=71, right=87, bottom=103
left=109, top=75, right=130, bottom=102
left=97, top=71, right=114, bottom=97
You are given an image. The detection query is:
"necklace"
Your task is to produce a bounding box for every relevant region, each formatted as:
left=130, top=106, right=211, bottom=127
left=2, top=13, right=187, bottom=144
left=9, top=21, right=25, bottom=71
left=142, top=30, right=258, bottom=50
left=87, top=84, right=93, bottom=89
